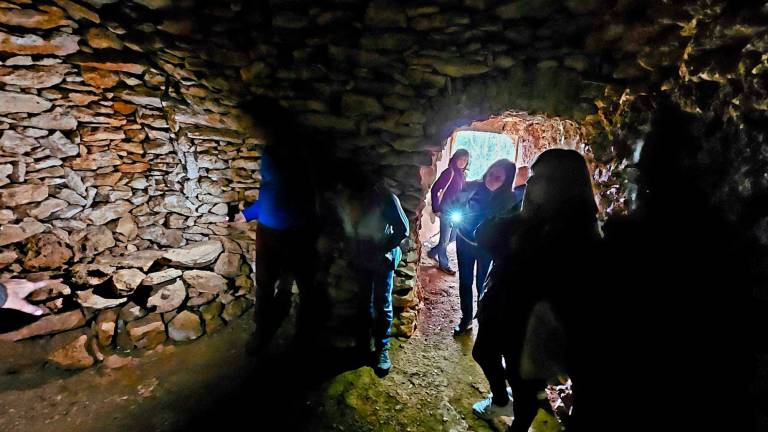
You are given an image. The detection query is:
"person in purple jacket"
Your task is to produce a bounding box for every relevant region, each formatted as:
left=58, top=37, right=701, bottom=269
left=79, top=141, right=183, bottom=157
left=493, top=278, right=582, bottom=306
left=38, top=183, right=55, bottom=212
left=428, top=149, right=470, bottom=274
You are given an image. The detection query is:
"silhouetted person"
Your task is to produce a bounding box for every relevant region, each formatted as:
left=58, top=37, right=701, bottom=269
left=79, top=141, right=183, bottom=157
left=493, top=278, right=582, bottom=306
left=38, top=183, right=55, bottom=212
left=453, top=159, right=518, bottom=336
left=470, top=149, right=600, bottom=430
left=586, top=99, right=753, bottom=432
left=428, top=149, right=470, bottom=274
left=235, top=98, right=329, bottom=354
left=336, top=167, right=409, bottom=377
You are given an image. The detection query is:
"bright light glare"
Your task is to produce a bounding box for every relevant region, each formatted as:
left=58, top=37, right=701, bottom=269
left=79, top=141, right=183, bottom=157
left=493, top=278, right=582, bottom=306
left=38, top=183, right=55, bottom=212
left=449, top=211, right=462, bottom=224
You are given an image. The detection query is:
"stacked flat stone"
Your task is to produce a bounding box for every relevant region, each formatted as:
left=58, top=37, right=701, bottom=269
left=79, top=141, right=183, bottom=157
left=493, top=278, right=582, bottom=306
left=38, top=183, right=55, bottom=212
left=1, top=0, right=765, bottom=368
left=0, top=0, right=260, bottom=368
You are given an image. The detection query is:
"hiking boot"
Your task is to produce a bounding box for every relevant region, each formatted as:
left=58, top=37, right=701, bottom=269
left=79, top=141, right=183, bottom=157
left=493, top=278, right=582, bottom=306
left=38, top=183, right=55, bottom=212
left=438, top=265, right=456, bottom=275
left=453, top=323, right=473, bottom=336
left=473, top=394, right=515, bottom=420
left=427, top=247, right=438, bottom=261
left=373, top=349, right=392, bottom=377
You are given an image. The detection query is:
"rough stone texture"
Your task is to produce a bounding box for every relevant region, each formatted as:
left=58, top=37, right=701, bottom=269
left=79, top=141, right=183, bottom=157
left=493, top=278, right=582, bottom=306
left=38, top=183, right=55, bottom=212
left=0, top=31, right=79, bottom=56
left=147, top=279, right=186, bottom=313
left=221, top=297, right=250, bottom=322
left=0, top=184, right=48, bottom=206
left=126, top=313, right=166, bottom=350
left=0, top=310, right=85, bottom=342
left=75, top=289, right=128, bottom=310
left=94, top=308, right=118, bottom=346
left=0, top=0, right=760, bottom=374
left=182, top=270, right=227, bottom=294
left=0, top=219, right=46, bottom=247
left=71, top=263, right=115, bottom=285
left=162, top=240, right=223, bottom=267
left=167, top=310, right=202, bottom=342
left=112, top=268, right=146, bottom=295
left=47, top=334, right=94, bottom=370
left=23, top=233, right=72, bottom=270
left=213, top=252, right=241, bottom=278
left=142, top=268, right=182, bottom=286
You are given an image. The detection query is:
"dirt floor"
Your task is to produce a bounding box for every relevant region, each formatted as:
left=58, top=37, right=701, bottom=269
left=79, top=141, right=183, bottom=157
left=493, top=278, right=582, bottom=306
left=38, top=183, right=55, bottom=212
left=0, top=242, right=562, bottom=432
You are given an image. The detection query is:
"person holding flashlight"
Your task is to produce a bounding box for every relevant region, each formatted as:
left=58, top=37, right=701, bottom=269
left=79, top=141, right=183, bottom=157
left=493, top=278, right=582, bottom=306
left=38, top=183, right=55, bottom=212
left=428, top=149, right=470, bottom=275
left=452, top=159, right=518, bottom=336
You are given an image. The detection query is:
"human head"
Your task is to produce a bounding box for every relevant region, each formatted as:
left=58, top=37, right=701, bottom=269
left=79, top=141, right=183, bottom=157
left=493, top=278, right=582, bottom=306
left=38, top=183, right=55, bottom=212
left=483, top=159, right=516, bottom=192
left=523, top=149, right=597, bottom=220
left=450, top=149, right=470, bottom=170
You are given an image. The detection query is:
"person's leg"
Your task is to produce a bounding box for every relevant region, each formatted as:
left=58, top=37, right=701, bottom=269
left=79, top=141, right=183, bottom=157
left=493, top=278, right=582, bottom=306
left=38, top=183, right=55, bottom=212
left=472, top=322, right=510, bottom=406
left=475, top=251, right=492, bottom=299
left=507, top=376, right=542, bottom=432
left=356, top=268, right=375, bottom=353
left=371, top=267, right=394, bottom=375
left=371, top=267, right=394, bottom=352
left=504, top=337, right=542, bottom=432
left=436, top=216, right=452, bottom=269
left=455, top=235, right=476, bottom=330
left=291, top=226, right=328, bottom=344
left=250, top=225, right=285, bottom=352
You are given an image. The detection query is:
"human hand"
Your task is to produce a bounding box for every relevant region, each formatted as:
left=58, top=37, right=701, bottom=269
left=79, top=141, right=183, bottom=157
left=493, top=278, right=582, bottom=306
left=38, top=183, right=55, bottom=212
left=233, top=212, right=246, bottom=223
left=0, top=279, right=56, bottom=315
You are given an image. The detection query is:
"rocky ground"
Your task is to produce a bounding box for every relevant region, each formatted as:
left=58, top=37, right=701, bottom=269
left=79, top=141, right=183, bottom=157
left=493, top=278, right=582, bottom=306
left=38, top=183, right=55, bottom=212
left=0, top=242, right=562, bottom=432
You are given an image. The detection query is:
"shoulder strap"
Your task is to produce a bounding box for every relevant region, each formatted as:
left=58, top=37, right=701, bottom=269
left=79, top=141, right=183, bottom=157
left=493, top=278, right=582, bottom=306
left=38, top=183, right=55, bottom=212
left=437, top=168, right=456, bottom=204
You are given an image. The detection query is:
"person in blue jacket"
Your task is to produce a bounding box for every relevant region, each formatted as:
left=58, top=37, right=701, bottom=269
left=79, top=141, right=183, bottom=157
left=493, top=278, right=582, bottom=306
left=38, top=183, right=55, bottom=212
left=452, top=159, right=518, bottom=336
left=234, top=98, right=329, bottom=354
left=337, top=168, right=409, bottom=377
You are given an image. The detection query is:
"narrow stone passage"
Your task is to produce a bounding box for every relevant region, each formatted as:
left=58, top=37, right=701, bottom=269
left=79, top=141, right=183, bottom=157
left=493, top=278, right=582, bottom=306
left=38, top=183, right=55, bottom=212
left=0, top=242, right=562, bottom=432
left=307, top=241, right=561, bottom=432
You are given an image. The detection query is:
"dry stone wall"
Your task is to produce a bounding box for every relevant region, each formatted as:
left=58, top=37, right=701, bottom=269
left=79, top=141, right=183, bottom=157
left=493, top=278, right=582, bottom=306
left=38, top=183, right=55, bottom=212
left=0, top=0, right=262, bottom=368
left=0, top=0, right=765, bottom=366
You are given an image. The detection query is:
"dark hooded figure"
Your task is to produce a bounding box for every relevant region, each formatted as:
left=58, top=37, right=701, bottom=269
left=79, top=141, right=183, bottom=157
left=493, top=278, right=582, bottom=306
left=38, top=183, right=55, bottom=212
left=428, top=149, right=470, bottom=274
left=234, top=97, right=330, bottom=354
left=452, top=158, right=518, bottom=336
left=470, top=149, right=600, bottom=430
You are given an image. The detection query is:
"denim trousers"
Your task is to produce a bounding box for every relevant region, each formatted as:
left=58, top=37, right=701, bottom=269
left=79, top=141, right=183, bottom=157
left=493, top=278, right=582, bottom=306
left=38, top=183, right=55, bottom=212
left=456, top=234, right=492, bottom=327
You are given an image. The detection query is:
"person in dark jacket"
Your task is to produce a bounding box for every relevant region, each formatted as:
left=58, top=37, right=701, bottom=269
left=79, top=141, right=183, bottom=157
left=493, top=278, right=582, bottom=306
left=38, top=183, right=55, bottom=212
left=470, top=149, right=600, bottom=430
left=428, top=149, right=470, bottom=274
left=234, top=98, right=329, bottom=354
left=337, top=169, right=409, bottom=377
left=452, top=159, right=518, bottom=336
